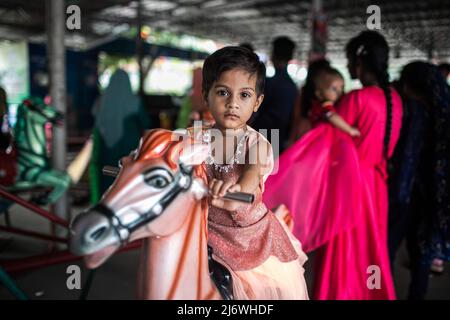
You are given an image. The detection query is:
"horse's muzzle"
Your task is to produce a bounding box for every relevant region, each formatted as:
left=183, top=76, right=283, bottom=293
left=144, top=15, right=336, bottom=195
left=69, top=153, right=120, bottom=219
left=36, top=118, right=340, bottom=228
left=69, top=205, right=120, bottom=256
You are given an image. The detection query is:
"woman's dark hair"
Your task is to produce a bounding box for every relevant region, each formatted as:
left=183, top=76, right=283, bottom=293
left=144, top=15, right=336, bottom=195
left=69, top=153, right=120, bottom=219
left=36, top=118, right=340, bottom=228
left=399, top=60, right=450, bottom=118
left=346, top=31, right=392, bottom=157
left=300, top=58, right=331, bottom=117
left=400, top=61, right=441, bottom=108
left=202, top=46, right=266, bottom=99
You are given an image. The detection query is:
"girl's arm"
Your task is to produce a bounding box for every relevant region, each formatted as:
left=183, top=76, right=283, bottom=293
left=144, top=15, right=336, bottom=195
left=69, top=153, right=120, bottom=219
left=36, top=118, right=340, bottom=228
left=328, top=113, right=361, bottom=137
left=209, top=137, right=271, bottom=211
left=322, top=101, right=360, bottom=137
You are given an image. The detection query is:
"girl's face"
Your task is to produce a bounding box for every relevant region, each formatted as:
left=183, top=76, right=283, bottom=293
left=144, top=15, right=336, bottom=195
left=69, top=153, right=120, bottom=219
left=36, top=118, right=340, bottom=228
left=205, top=68, right=264, bottom=131
left=316, top=76, right=344, bottom=103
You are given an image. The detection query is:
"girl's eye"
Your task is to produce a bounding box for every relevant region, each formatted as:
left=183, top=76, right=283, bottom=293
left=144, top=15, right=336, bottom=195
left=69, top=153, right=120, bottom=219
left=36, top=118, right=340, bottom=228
left=217, top=90, right=228, bottom=96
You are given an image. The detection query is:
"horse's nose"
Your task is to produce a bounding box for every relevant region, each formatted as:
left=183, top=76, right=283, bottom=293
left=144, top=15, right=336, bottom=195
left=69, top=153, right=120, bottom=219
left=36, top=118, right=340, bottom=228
left=70, top=207, right=115, bottom=255
left=80, top=213, right=112, bottom=245
left=87, top=225, right=108, bottom=242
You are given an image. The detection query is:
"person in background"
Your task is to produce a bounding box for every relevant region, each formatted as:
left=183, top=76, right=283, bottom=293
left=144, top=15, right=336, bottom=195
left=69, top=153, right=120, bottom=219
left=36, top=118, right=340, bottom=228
left=0, top=87, right=16, bottom=188
left=388, top=61, right=450, bottom=299
left=90, top=69, right=152, bottom=203
left=289, top=59, right=331, bottom=144
left=308, top=66, right=360, bottom=137
left=264, top=31, right=403, bottom=299
left=177, top=67, right=215, bottom=129
left=438, top=62, right=450, bottom=82
left=251, top=36, right=297, bottom=153
left=0, top=87, right=9, bottom=150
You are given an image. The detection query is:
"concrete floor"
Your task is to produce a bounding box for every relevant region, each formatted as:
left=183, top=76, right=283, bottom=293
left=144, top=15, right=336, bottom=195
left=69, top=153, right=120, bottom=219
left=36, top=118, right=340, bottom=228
left=0, top=199, right=449, bottom=300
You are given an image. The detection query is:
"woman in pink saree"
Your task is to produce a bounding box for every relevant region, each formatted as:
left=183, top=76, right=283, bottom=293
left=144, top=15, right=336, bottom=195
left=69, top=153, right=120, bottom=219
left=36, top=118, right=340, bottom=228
left=264, top=31, right=403, bottom=299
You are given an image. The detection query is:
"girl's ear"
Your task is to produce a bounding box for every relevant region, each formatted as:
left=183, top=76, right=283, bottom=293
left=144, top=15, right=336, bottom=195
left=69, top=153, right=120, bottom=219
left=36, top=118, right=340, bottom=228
left=253, top=94, right=264, bottom=112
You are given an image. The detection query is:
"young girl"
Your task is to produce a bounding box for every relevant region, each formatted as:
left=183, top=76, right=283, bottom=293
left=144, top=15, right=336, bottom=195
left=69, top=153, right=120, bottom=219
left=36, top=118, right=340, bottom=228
left=310, top=67, right=360, bottom=137
left=190, top=46, right=309, bottom=300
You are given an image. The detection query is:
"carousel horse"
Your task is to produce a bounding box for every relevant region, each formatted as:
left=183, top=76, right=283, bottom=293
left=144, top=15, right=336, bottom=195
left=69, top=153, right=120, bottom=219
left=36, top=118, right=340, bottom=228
left=70, top=129, right=293, bottom=299
left=11, top=97, right=92, bottom=204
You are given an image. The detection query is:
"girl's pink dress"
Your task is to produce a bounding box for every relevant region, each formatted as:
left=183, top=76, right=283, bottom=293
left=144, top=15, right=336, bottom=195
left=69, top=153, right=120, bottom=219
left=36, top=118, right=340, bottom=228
left=194, top=126, right=309, bottom=300
left=263, top=86, right=402, bottom=300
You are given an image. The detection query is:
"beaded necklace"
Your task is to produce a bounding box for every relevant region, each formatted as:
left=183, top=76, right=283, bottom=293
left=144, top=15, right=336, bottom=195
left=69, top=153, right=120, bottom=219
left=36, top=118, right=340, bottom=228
left=203, top=128, right=249, bottom=173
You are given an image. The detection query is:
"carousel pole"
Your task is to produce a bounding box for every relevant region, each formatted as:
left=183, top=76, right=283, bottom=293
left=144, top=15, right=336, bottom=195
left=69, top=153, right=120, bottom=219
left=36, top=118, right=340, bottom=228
left=136, top=0, right=144, bottom=98
left=309, top=0, right=327, bottom=62
left=46, top=0, right=68, bottom=243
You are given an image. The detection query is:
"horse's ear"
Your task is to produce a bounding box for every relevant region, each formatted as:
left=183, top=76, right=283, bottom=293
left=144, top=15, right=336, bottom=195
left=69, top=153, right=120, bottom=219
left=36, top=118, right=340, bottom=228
left=179, top=139, right=209, bottom=166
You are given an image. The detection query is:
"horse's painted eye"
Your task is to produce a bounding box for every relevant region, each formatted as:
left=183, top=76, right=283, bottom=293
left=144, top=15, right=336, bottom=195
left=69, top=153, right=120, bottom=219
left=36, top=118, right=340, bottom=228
left=143, top=168, right=173, bottom=189
left=146, top=175, right=170, bottom=189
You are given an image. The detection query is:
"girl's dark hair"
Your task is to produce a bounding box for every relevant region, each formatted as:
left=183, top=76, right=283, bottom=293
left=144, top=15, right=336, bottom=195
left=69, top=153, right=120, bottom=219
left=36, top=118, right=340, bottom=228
left=313, top=66, right=344, bottom=89
left=202, top=46, right=266, bottom=99
left=300, top=59, right=331, bottom=117
left=346, top=31, right=392, bottom=157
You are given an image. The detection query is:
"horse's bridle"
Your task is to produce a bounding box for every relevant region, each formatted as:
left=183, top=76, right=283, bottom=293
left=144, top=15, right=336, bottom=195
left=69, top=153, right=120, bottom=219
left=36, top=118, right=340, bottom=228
left=91, top=164, right=194, bottom=245
left=88, top=163, right=235, bottom=300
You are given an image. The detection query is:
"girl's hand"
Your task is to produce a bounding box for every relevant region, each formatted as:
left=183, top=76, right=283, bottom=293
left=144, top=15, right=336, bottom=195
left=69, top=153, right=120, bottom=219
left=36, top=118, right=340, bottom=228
left=349, top=127, right=361, bottom=137
left=209, top=178, right=242, bottom=211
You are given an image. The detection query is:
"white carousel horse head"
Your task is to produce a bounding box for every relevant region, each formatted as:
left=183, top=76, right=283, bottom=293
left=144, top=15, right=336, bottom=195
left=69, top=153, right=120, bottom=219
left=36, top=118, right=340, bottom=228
left=70, top=129, right=209, bottom=261
left=69, top=129, right=223, bottom=299
left=70, top=129, right=229, bottom=292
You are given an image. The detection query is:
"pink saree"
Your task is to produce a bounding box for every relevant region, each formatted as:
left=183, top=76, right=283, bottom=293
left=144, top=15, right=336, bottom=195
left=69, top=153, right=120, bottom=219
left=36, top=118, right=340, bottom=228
left=264, top=86, right=402, bottom=299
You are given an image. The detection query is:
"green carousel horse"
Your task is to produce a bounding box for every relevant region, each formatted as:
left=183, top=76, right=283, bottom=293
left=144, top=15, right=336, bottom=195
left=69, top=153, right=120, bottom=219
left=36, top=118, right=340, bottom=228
left=0, top=98, right=92, bottom=300
left=11, top=97, right=92, bottom=204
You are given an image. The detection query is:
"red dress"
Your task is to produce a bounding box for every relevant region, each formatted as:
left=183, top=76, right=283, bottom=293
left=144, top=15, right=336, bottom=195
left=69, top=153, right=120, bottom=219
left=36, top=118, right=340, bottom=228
left=264, top=86, right=402, bottom=299
left=309, top=100, right=336, bottom=124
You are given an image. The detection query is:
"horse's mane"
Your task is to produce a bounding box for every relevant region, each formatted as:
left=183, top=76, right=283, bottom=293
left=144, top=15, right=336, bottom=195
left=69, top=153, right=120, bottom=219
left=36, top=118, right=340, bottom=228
left=134, top=129, right=212, bottom=299
left=136, top=129, right=207, bottom=182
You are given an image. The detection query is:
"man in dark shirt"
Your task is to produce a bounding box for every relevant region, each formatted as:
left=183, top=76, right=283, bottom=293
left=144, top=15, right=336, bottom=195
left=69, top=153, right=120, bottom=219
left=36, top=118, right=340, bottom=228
left=251, top=36, right=297, bottom=154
